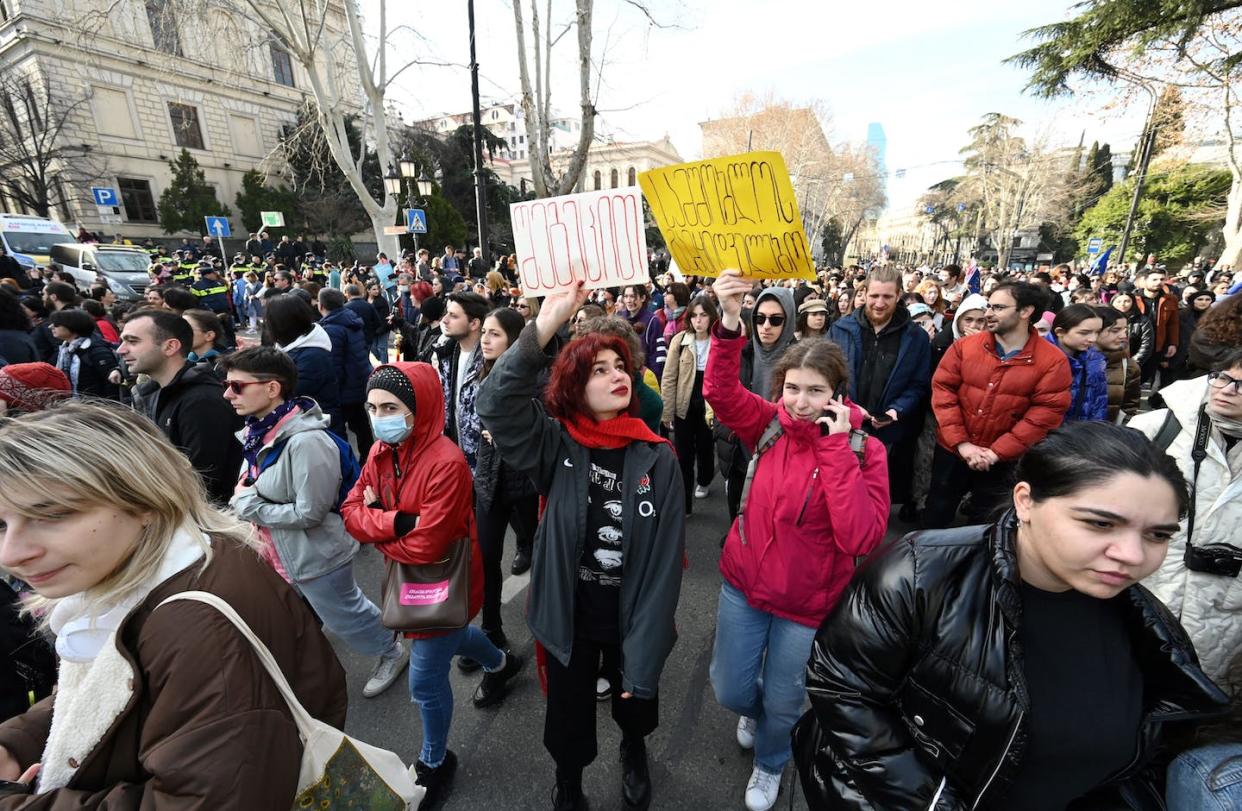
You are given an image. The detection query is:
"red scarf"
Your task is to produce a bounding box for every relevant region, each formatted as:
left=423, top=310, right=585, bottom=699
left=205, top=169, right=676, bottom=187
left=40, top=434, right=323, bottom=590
left=564, top=412, right=666, bottom=449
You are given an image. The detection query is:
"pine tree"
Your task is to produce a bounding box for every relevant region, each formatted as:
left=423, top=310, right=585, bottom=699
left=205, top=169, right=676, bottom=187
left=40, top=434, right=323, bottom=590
left=157, top=149, right=230, bottom=235
left=234, top=170, right=300, bottom=235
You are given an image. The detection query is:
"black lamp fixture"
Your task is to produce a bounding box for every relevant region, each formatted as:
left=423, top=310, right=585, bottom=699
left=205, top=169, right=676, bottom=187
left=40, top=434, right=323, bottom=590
left=382, top=164, right=402, bottom=198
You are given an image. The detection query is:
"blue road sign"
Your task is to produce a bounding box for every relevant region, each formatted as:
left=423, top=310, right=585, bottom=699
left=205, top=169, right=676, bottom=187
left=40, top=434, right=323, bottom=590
left=91, top=187, right=118, bottom=206
left=406, top=208, right=428, bottom=234
left=204, top=216, right=231, bottom=238
left=1087, top=237, right=1103, bottom=256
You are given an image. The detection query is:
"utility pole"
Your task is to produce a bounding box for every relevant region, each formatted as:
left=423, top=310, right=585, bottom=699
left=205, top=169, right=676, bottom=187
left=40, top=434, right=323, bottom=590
left=468, top=0, right=490, bottom=267
left=1118, top=87, right=1158, bottom=269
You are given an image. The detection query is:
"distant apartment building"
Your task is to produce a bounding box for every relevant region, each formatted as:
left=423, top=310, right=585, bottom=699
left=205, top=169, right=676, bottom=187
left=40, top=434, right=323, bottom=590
left=0, top=0, right=358, bottom=240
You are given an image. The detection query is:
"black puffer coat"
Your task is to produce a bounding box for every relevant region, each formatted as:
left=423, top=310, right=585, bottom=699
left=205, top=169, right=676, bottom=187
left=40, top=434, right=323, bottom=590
left=794, top=513, right=1228, bottom=810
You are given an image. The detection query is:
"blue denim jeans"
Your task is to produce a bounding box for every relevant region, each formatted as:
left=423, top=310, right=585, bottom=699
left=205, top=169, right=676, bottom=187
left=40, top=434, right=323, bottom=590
left=371, top=333, right=389, bottom=364
left=709, top=580, right=817, bottom=774
left=409, top=625, right=505, bottom=768
left=296, top=560, right=395, bottom=657
left=1167, top=743, right=1242, bottom=810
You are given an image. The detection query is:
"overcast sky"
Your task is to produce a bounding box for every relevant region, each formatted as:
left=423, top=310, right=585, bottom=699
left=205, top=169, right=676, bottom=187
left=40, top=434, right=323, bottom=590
left=362, top=0, right=1147, bottom=210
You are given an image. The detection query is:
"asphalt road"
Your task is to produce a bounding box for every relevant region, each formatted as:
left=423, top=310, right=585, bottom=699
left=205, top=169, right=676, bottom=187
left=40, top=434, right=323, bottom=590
left=333, top=482, right=911, bottom=811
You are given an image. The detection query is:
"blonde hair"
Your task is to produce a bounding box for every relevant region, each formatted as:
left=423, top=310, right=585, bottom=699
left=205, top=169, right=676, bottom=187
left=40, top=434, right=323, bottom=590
left=485, top=271, right=506, bottom=294
left=914, top=279, right=946, bottom=312
left=0, top=401, right=258, bottom=619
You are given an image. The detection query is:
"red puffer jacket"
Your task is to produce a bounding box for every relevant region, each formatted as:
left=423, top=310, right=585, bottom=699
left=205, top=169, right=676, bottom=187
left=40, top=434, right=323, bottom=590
left=932, top=329, right=1071, bottom=461
left=341, top=361, right=483, bottom=639
left=703, top=326, right=890, bottom=629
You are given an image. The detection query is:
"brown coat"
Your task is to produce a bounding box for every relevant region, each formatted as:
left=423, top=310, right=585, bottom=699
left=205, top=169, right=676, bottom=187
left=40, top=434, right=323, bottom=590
left=1103, top=347, right=1141, bottom=422
left=0, top=539, right=347, bottom=809
left=660, top=330, right=703, bottom=423
left=1134, top=289, right=1180, bottom=353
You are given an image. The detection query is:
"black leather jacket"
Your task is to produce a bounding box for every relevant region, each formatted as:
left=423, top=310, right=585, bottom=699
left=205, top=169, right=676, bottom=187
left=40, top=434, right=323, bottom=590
left=795, top=513, right=1228, bottom=810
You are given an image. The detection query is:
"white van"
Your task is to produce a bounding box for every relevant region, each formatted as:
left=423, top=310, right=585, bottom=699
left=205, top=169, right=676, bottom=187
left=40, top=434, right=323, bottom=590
left=50, top=243, right=154, bottom=301
left=0, top=214, right=74, bottom=270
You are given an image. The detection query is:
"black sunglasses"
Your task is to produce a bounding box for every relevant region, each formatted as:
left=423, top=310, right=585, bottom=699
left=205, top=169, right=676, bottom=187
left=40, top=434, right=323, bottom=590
left=752, top=314, right=786, bottom=327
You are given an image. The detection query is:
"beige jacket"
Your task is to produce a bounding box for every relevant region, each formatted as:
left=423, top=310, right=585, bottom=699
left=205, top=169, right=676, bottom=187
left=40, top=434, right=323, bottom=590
left=661, top=330, right=705, bottom=423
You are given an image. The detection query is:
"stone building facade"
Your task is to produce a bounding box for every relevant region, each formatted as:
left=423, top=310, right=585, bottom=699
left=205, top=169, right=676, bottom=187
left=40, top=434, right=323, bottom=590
left=0, top=0, right=356, bottom=242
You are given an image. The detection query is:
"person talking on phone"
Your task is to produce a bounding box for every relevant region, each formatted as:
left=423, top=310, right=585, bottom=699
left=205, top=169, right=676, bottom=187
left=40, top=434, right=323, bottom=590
left=703, top=269, right=890, bottom=811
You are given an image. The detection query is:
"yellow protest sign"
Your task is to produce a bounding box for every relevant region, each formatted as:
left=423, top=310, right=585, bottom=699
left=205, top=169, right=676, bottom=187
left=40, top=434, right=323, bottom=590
left=639, top=151, right=814, bottom=281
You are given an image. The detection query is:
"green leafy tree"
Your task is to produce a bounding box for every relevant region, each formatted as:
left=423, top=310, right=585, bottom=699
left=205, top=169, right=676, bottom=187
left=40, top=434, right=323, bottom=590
left=1076, top=163, right=1230, bottom=266
left=1007, top=0, right=1242, bottom=97
left=234, top=170, right=300, bottom=235
left=157, top=149, right=230, bottom=235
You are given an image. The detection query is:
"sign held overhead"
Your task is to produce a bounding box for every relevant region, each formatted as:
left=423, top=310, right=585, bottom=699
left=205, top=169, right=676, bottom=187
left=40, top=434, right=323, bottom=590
left=639, top=151, right=815, bottom=281
left=510, top=187, right=648, bottom=297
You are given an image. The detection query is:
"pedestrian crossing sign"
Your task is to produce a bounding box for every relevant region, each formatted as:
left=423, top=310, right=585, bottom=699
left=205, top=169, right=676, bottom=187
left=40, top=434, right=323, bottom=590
left=405, top=208, right=428, bottom=234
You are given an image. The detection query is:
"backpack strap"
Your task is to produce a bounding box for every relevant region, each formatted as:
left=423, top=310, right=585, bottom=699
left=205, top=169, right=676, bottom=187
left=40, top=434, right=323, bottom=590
left=736, top=416, right=783, bottom=544
left=1152, top=410, right=1182, bottom=453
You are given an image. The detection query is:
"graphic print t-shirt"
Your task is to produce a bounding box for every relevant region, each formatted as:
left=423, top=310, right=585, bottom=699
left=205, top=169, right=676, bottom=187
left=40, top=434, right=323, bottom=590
left=575, top=447, right=626, bottom=642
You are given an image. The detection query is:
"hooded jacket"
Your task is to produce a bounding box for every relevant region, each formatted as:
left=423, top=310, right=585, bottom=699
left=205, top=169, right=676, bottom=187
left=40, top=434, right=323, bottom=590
left=136, top=362, right=242, bottom=505
left=476, top=323, right=685, bottom=699
left=796, top=514, right=1228, bottom=811
left=280, top=324, right=342, bottom=435
left=317, top=306, right=373, bottom=406
left=1128, top=376, right=1242, bottom=684
left=932, top=329, right=1072, bottom=461
left=1047, top=335, right=1109, bottom=423
left=229, top=403, right=358, bottom=583
left=829, top=304, right=932, bottom=444
left=0, top=539, right=347, bottom=809
left=341, top=362, right=482, bottom=640
left=930, top=294, right=988, bottom=371
left=703, top=323, right=890, bottom=628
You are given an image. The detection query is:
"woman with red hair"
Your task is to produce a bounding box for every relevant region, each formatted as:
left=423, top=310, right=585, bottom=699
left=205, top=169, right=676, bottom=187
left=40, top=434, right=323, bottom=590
left=477, top=281, right=685, bottom=811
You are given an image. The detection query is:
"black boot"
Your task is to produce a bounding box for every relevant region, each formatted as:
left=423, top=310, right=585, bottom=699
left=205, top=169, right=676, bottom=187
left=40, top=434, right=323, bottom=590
left=552, top=781, right=590, bottom=811
left=472, top=651, right=524, bottom=708
left=414, top=749, right=457, bottom=810
left=511, top=546, right=532, bottom=575
left=457, top=656, right=482, bottom=673
left=620, top=737, right=652, bottom=810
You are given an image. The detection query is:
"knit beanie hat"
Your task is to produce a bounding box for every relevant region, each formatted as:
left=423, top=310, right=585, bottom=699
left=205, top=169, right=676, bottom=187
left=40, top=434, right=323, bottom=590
left=366, top=366, right=417, bottom=415
left=0, top=362, right=71, bottom=413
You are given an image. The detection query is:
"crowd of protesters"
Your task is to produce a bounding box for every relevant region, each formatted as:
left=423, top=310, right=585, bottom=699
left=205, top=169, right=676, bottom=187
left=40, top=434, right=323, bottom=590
left=0, top=235, right=1239, bottom=810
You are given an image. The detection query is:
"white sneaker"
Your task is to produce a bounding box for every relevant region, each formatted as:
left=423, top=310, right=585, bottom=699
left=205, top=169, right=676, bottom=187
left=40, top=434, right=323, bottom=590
left=736, top=715, right=757, bottom=749
left=596, top=676, right=611, bottom=701
left=694, top=484, right=710, bottom=499
left=363, top=640, right=408, bottom=698
left=744, top=765, right=780, bottom=811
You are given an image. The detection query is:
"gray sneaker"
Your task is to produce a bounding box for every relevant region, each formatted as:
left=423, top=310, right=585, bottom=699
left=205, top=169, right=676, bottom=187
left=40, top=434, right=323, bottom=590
left=363, top=640, right=408, bottom=698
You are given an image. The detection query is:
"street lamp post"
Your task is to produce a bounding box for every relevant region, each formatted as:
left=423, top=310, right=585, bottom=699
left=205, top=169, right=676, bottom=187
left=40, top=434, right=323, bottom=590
left=468, top=0, right=490, bottom=269
left=384, top=157, right=436, bottom=255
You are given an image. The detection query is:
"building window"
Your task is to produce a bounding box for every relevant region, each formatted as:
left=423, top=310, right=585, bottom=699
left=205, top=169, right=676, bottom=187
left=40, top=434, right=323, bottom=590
left=168, top=102, right=204, bottom=150
left=145, top=2, right=182, bottom=56
left=593, top=170, right=601, bottom=191
left=270, top=43, right=295, bottom=87
left=118, top=178, right=157, bottom=223
left=627, top=167, right=636, bottom=186
left=0, top=1, right=9, bottom=21
left=610, top=168, right=619, bottom=188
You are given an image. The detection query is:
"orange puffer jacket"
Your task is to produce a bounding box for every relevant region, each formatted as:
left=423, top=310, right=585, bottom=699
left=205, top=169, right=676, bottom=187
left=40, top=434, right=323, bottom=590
left=932, top=329, right=1072, bottom=461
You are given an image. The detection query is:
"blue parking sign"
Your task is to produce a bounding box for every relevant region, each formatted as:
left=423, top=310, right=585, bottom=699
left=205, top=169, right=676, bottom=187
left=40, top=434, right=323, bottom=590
left=91, top=187, right=118, bottom=207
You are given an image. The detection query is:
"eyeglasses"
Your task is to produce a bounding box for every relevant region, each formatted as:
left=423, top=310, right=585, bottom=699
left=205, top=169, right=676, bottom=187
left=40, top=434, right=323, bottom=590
left=1207, top=371, right=1242, bottom=395
left=513, top=303, right=530, bottom=310
left=225, top=379, right=272, bottom=394
left=752, top=314, right=786, bottom=327
left=984, top=303, right=1013, bottom=312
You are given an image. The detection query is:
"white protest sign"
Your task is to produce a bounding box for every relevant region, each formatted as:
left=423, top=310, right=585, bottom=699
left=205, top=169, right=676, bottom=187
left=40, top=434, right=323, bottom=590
left=511, top=187, right=648, bottom=297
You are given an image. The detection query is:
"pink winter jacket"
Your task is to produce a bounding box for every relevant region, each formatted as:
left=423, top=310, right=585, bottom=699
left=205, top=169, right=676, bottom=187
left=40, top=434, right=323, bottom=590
left=703, top=327, right=891, bottom=628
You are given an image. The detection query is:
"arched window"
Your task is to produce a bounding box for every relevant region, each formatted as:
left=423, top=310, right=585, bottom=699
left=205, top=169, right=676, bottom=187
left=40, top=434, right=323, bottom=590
left=627, top=167, right=637, bottom=186
left=610, top=168, right=619, bottom=188
left=593, top=170, right=601, bottom=190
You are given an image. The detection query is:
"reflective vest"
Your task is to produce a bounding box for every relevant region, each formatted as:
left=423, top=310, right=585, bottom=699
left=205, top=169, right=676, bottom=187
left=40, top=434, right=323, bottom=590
left=191, top=279, right=231, bottom=314
left=172, top=261, right=196, bottom=284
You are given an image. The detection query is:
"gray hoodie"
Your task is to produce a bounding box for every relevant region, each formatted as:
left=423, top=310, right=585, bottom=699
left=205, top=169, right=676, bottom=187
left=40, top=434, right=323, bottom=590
left=749, top=286, right=797, bottom=398
left=229, top=404, right=358, bottom=582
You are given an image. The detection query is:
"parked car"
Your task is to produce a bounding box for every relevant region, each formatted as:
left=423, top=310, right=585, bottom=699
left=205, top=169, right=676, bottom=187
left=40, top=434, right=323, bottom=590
left=51, top=243, right=154, bottom=301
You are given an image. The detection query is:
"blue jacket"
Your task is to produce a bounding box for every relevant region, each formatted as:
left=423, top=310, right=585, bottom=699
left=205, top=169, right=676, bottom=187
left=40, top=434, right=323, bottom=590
left=828, top=307, right=931, bottom=444
left=281, top=325, right=343, bottom=435
left=318, top=306, right=373, bottom=406
left=1047, top=336, right=1109, bottom=422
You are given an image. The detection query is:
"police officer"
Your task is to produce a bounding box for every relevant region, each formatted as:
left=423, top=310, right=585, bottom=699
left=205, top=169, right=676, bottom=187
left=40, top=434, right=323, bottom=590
left=191, top=262, right=231, bottom=316
left=171, top=251, right=197, bottom=285
left=229, top=253, right=249, bottom=278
